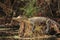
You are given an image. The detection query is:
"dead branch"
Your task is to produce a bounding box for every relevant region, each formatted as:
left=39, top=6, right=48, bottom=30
left=0, top=2, right=13, bottom=15
left=4, top=0, right=11, bottom=8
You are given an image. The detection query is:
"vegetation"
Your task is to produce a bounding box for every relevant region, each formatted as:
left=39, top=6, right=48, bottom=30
left=0, top=0, right=60, bottom=40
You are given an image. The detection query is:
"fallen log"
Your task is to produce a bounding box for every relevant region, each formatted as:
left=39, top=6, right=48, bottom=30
left=12, top=16, right=60, bottom=37
left=28, top=17, right=60, bottom=34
